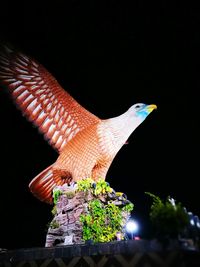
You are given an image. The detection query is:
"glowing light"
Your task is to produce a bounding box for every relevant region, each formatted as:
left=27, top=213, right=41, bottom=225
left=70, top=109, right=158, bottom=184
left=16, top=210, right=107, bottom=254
left=126, top=219, right=139, bottom=239
left=190, top=219, right=195, bottom=226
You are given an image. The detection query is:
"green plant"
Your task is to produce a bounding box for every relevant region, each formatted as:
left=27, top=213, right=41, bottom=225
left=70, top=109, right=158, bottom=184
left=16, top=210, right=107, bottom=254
left=78, top=178, right=134, bottom=243
left=50, top=220, right=60, bottom=229
left=145, top=192, right=189, bottom=239
left=77, top=178, right=112, bottom=196
left=51, top=206, right=57, bottom=215
left=80, top=199, right=124, bottom=242
left=53, top=189, right=62, bottom=204
left=122, top=203, right=134, bottom=212
left=93, top=179, right=113, bottom=195
left=77, top=178, right=94, bottom=192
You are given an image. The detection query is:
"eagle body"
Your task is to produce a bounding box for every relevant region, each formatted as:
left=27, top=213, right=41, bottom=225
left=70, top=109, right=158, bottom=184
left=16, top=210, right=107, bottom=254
left=0, top=44, right=157, bottom=204
left=54, top=110, right=144, bottom=181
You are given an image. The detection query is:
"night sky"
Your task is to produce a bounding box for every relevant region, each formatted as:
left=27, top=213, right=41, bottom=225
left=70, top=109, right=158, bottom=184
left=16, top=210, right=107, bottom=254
left=0, top=1, right=199, bottom=249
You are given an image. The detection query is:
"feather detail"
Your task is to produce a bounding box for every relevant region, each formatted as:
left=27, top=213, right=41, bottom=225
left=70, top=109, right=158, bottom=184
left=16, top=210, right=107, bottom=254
left=0, top=44, right=100, bottom=153
left=0, top=43, right=157, bottom=204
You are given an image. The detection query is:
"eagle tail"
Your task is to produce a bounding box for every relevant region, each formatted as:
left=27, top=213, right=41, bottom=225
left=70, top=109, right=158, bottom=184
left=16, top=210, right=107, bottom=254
left=29, top=165, right=72, bottom=204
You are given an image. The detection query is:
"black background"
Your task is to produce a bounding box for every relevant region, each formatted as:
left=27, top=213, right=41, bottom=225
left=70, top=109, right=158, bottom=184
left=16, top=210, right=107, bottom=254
left=0, top=1, right=199, bottom=249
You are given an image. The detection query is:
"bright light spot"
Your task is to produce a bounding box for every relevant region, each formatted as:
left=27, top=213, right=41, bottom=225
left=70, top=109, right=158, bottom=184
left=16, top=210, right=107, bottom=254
left=190, top=219, right=195, bottom=226
left=126, top=220, right=139, bottom=234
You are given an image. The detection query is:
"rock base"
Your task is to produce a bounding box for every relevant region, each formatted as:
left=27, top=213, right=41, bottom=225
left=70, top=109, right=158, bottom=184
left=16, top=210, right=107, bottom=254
left=45, top=181, right=132, bottom=247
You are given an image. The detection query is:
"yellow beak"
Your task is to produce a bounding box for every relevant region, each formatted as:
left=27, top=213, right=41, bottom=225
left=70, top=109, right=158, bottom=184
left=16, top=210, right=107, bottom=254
left=146, top=104, right=157, bottom=113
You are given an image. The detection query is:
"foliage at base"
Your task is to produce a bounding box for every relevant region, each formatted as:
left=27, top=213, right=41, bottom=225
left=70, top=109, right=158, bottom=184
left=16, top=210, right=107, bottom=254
left=80, top=199, right=122, bottom=242
left=78, top=178, right=134, bottom=243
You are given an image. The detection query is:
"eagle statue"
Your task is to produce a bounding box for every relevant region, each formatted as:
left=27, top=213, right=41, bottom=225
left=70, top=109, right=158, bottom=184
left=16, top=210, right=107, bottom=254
left=0, top=44, right=157, bottom=204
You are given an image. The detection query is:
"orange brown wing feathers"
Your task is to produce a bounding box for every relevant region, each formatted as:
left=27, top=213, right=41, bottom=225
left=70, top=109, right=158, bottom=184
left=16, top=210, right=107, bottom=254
left=0, top=44, right=100, bottom=153
left=29, top=165, right=72, bottom=204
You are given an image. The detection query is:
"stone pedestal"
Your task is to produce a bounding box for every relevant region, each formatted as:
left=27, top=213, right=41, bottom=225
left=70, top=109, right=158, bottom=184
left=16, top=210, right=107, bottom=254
left=45, top=181, right=132, bottom=247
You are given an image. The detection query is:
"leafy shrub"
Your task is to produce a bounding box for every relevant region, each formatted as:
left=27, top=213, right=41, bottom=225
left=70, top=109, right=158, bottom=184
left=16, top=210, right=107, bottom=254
left=145, top=192, right=189, bottom=239
left=80, top=199, right=124, bottom=242
left=78, top=178, right=134, bottom=243
left=77, top=178, right=112, bottom=195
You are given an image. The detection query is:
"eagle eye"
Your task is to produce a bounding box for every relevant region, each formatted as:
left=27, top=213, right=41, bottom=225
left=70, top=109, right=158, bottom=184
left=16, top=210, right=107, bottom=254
left=135, top=104, right=141, bottom=109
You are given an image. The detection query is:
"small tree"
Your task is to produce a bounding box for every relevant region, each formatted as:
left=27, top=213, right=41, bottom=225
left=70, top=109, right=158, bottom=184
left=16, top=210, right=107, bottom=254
left=145, top=192, right=189, bottom=240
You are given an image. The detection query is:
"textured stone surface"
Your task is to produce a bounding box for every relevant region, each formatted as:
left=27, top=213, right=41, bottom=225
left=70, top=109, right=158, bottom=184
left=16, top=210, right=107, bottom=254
left=45, top=183, right=131, bottom=247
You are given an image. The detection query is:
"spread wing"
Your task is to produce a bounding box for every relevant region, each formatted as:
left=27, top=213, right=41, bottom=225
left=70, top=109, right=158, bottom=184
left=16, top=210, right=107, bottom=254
left=0, top=44, right=100, bottom=153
